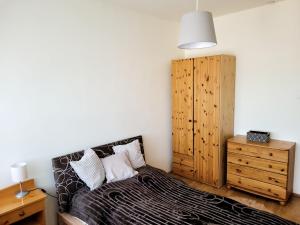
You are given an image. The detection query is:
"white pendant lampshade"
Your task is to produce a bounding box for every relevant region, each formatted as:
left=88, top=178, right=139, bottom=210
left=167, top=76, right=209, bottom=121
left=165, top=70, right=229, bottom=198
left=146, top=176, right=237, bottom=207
left=178, top=0, right=217, bottom=49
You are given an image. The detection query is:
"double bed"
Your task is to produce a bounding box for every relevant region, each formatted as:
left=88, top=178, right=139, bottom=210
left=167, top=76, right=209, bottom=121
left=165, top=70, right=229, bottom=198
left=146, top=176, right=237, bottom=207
left=52, top=136, right=298, bottom=225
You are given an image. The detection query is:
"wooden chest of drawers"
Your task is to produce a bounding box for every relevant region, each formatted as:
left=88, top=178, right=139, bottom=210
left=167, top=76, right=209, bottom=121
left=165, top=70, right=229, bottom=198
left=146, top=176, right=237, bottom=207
left=227, top=135, right=295, bottom=205
left=0, top=179, right=46, bottom=225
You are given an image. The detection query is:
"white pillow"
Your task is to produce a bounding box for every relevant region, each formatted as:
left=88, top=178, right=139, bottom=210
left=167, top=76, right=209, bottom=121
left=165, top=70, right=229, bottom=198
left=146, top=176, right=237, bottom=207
left=70, top=149, right=105, bottom=190
left=101, top=151, right=138, bottom=183
left=113, top=140, right=146, bottom=169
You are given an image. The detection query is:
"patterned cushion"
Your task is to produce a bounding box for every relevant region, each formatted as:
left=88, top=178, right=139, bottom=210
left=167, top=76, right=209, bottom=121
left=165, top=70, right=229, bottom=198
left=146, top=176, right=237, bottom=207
left=70, top=149, right=105, bottom=190
left=52, top=136, right=144, bottom=212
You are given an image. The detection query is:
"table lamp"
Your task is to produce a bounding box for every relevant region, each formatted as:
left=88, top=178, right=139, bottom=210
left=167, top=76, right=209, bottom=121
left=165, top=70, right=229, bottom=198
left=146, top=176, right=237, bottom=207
left=10, top=162, right=29, bottom=198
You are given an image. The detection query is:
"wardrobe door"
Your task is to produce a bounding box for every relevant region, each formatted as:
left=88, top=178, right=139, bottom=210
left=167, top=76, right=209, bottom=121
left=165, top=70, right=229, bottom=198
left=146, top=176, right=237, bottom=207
left=194, top=56, right=221, bottom=186
left=171, top=59, right=194, bottom=179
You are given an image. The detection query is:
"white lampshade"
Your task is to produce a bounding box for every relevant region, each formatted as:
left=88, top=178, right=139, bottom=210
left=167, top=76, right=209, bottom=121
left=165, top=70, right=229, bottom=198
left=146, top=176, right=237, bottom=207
left=11, top=162, right=28, bottom=183
left=178, top=11, right=217, bottom=49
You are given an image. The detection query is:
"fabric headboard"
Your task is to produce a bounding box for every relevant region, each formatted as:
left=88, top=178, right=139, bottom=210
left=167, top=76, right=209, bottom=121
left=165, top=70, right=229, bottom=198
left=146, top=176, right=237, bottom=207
left=52, top=135, right=144, bottom=212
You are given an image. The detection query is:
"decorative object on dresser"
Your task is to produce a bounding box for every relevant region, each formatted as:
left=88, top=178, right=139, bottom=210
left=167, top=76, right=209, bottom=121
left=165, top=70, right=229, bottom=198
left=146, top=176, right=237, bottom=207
left=0, top=179, right=46, bottom=225
left=171, top=55, right=236, bottom=187
left=227, top=135, right=296, bottom=205
left=247, top=130, right=270, bottom=143
left=10, top=162, right=29, bottom=199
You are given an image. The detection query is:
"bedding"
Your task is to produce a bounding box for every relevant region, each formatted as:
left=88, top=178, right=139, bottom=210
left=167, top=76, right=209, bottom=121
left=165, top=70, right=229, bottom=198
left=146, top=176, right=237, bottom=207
left=52, top=135, right=144, bottom=212
left=69, top=166, right=298, bottom=225
left=101, top=151, right=138, bottom=183
left=70, top=149, right=105, bottom=190
left=113, top=139, right=146, bottom=169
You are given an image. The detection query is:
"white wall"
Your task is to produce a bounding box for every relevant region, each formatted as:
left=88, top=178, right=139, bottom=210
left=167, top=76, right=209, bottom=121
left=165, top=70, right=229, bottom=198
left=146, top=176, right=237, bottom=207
left=186, top=0, right=300, bottom=194
left=0, top=0, right=182, bottom=224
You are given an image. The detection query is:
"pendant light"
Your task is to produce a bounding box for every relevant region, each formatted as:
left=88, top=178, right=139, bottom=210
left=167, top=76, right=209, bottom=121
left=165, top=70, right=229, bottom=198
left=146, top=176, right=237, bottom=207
left=178, top=0, right=217, bottom=49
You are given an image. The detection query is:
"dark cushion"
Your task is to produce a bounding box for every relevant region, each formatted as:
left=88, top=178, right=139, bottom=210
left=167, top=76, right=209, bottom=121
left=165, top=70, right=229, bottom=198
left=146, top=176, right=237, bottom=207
left=52, top=135, right=144, bottom=212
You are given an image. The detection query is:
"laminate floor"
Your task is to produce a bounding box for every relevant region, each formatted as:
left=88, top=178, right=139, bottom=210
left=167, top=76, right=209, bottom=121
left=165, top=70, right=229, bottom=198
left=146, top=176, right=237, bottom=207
left=172, top=174, right=300, bottom=224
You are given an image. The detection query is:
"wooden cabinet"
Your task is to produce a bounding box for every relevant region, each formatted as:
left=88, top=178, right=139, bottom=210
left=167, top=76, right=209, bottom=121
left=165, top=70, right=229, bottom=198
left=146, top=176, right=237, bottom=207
left=0, top=179, right=46, bottom=225
left=227, top=135, right=296, bottom=205
left=171, top=55, right=236, bottom=187
left=171, top=59, right=195, bottom=179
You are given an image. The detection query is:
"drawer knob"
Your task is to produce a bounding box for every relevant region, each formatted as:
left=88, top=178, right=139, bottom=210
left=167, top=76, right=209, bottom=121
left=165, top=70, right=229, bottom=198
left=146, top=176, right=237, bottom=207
left=19, top=211, right=25, bottom=217
left=269, top=153, right=273, bottom=156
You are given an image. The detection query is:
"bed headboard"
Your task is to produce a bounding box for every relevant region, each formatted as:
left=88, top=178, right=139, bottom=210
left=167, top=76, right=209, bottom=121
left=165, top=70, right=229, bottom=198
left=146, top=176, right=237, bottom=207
left=52, top=135, right=144, bottom=212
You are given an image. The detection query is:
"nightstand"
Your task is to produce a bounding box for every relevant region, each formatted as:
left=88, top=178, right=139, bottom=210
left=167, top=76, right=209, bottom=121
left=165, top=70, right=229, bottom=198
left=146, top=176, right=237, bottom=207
left=0, top=179, right=46, bottom=225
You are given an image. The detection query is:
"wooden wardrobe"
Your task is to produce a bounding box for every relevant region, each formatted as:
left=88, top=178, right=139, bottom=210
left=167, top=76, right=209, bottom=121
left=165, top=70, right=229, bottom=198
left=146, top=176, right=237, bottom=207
left=172, top=55, right=236, bottom=188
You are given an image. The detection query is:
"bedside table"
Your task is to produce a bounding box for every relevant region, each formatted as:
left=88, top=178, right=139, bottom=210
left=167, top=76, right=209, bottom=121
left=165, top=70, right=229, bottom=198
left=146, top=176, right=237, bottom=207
left=0, top=179, right=46, bottom=225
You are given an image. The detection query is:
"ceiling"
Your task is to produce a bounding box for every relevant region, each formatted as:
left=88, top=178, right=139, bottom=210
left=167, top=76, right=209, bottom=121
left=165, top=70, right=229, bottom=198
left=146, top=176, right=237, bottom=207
left=108, top=0, right=283, bottom=21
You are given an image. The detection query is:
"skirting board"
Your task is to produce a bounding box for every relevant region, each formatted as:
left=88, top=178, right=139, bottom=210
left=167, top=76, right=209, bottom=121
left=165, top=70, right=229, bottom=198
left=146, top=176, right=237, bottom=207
left=293, top=193, right=300, bottom=198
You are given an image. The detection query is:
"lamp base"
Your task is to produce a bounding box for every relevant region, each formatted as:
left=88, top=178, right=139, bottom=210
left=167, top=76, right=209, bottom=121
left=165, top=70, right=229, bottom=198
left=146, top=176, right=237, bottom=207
left=16, top=191, right=28, bottom=199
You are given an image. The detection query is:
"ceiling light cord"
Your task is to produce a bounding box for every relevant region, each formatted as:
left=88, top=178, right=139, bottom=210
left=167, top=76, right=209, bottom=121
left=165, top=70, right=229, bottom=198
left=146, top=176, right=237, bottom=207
left=196, top=0, right=199, bottom=11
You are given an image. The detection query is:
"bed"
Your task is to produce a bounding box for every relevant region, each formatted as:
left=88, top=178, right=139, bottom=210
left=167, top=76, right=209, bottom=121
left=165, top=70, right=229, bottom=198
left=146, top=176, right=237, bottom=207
left=52, top=136, right=298, bottom=225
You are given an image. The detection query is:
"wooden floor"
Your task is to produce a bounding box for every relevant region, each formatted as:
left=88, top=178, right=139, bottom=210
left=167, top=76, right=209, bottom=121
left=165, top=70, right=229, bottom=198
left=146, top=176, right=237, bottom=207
left=172, top=174, right=300, bottom=224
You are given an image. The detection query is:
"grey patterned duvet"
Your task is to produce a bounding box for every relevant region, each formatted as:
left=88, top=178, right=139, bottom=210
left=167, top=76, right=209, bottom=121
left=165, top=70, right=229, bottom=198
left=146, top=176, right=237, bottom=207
left=68, top=166, right=298, bottom=225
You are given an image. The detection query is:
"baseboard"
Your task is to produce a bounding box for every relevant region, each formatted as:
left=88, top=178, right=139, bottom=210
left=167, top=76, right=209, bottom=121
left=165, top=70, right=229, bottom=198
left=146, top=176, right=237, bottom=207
left=293, top=193, right=300, bottom=198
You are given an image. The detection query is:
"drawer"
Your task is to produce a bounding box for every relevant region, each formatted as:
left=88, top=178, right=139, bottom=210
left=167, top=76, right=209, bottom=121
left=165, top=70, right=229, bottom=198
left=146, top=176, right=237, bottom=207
left=227, top=174, right=287, bottom=200
left=173, top=153, right=194, bottom=167
left=0, top=200, right=44, bottom=225
left=172, top=163, right=194, bottom=179
left=228, top=142, right=288, bottom=162
left=227, top=163, right=287, bottom=188
left=228, top=152, right=287, bottom=175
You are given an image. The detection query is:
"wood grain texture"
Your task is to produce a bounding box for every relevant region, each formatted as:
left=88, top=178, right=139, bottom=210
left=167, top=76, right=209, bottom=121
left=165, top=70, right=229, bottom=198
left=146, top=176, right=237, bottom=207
left=172, top=173, right=300, bottom=224
left=228, top=163, right=287, bottom=187
left=172, top=163, right=194, bottom=180
left=0, top=179, right=46, bottom=225
left=228, top=142, right=288, bottom=162
left=171, top=59, right=194, bottom=178
left=219, top=55, right=236, bottom=187
left=227, top=135, right=296, bottom=205
left=173, top=152, right=194, bottom=167
left=194, top=55, right=235, bottom=187
left=287, top=145, right=296, bottom=199
left=228, top=152, right=288, bottom=175
left=172, top=55, right=235, bottom=186
left=227, top=174, right=287, bottom=200
left=228, top=135, right=295, bottom=150
left=171, top=59, right=194, bottom=157
left=58, top=213, right=86, bottom=225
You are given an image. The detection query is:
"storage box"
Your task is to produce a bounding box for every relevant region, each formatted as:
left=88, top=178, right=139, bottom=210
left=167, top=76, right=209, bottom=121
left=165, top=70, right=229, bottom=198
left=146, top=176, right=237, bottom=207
left=246, top=130, right=270, bottom=143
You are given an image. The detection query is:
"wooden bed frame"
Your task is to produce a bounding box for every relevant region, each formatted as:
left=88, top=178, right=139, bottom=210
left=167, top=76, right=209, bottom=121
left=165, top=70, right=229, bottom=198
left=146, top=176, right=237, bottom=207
left=58, top=212, right=86, bottom=225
